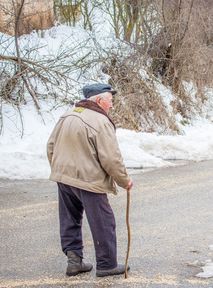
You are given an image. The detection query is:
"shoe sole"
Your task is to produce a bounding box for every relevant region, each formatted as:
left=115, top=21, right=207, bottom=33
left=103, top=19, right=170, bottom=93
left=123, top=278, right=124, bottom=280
left=66, top=268, right=93, bottom=277
left=96, top=271, right=124, bottom=277
left=96, top=266, right=130, bottom=277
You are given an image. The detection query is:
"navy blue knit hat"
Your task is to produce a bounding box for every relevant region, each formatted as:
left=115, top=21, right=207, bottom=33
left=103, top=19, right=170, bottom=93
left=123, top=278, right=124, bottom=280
left=83, top=83, right=117, bottom=99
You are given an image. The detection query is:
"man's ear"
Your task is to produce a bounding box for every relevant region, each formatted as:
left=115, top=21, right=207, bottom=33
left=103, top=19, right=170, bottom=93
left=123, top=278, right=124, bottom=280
left=96, top=96, right=101, bottom=104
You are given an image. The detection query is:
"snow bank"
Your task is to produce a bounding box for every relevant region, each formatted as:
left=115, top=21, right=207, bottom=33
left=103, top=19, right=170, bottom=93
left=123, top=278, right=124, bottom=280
left=0, top=103, right=66, bottom=179
left=1, top=104, right=213, bottom=179
left=1, top=24, right=213, bottom=179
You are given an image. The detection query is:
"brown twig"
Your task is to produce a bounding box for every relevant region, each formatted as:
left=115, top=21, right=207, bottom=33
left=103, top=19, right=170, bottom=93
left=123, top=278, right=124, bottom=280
left=180, top=0, right=195, bottom=42
left=14, top=0, right=25, bottom=71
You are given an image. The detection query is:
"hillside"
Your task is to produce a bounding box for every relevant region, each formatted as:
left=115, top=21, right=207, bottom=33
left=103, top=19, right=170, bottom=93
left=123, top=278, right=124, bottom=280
left=0, top=1, right=213, bottom=179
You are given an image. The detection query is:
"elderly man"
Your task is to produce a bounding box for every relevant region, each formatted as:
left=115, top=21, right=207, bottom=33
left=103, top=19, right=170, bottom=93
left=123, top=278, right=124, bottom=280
left=47, top=83, right=133, bottom=277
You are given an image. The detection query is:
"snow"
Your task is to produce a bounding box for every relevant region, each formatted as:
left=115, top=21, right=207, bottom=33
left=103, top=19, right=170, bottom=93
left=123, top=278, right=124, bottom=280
left=195, top=245, right=213, bottom=278
left=1, top=102, right=213, bottom=179
left=0, top=7, right=212, bottom=284
left=0, top=23, right=213, bottom=180
left=138, top=119, right=213, bottom=162
left=0, top=23, right=118, bottom=102
left=0, top=102, right=66, bottom=179
left=196, top=261, right=213, bottom=278
left=187, top=246, right=213, bottom=278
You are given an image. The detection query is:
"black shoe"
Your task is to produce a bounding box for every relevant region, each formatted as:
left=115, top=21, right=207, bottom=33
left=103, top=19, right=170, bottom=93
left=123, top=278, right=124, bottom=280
left=66, top=251, right=93, bottom=276
left=96, top=264, right=130, bottom=277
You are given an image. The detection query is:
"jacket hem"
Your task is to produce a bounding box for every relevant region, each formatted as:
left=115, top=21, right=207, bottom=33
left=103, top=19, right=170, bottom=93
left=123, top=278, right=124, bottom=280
left=49, top=174, right=117, bottom=195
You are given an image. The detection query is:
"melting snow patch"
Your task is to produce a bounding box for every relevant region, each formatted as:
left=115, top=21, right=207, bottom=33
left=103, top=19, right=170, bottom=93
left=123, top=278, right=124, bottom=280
left=209, top=245, right=213, bottom=251
left=195, top=245, right=213, bottom=278
left=195, top=260, right=213, bottom=278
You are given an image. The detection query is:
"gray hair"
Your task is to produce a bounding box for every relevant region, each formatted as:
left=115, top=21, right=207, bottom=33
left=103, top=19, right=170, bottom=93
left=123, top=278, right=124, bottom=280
left=89, top=92, right=110, bottom=102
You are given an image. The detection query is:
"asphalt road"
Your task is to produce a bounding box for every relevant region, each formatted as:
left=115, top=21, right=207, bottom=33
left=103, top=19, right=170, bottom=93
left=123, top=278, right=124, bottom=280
left=0, top=160, right=213, bottom=288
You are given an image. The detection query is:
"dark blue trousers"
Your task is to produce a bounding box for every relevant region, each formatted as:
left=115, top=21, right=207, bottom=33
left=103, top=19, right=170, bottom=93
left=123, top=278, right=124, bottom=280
left=57, top=182, right=117, bottom=270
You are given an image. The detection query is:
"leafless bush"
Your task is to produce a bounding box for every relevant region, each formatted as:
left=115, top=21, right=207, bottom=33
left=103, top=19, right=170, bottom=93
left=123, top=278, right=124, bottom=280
left=54, top=0, right=82, bottom=26
left=1, top=0, right=212, bottom=136
left=99, top=0, right=159, bottom=46
left=101, top=50, right=179, bottom=133
left=0, top=1, right=93, bottom=135
left=149, top=0, right=213, bottom=116
left=54, top=0, right=98, bottom=30
left=0, top=0, right=54, bottom=36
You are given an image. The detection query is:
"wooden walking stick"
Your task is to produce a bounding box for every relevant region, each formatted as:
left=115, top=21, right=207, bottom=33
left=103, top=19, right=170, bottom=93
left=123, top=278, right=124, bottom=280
left=125, top=188, right=131, bottom=279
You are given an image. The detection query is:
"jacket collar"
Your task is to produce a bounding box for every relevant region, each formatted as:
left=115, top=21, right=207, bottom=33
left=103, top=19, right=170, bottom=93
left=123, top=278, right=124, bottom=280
left=75, top=100, right=116, bottom=130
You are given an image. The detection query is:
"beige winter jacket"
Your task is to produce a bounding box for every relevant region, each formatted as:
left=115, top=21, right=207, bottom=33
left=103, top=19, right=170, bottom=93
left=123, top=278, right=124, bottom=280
left=47, top=106, right=130, bottom=194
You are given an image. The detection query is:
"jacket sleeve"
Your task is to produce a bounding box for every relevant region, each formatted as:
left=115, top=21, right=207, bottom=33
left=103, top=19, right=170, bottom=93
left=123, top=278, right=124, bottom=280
left=95, top=121, right=130, bottom=189
left=47, top=118, right=63, bottom=165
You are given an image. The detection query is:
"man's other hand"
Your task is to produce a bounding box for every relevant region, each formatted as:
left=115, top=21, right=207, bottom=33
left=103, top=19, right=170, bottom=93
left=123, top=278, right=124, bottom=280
left=126, top=180, right=133, bottom=191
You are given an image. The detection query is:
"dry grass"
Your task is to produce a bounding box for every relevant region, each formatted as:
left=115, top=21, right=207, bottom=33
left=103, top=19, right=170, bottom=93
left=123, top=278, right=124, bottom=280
left=150, top=0, right=213, bottom=117
left=103, top=54, right=179, bottom=133
left=0, top=0, right=54, bottom=36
